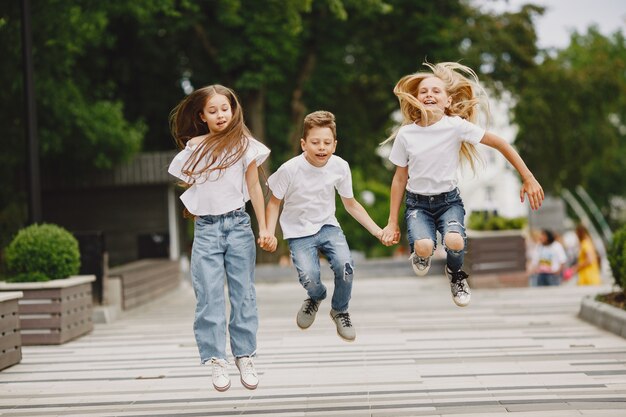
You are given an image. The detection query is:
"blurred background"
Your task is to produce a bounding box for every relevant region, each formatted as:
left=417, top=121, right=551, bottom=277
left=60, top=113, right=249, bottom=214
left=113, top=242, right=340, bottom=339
left=1, top=0, right=625, bottom=271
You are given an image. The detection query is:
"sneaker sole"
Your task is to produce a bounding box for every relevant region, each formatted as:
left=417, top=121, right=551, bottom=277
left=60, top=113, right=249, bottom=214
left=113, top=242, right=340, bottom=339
left=329, top=312, right=356, bottom=342
left=213, top=381, right=231, bottom=392
left=452, top=297, right=470, bottom=307
left=240, top=378, right=258, bottom=390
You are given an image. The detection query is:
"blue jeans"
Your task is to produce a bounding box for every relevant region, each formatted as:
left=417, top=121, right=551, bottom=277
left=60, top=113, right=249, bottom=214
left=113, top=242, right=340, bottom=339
left=405, top=188, right=466, bottom=272
left=288, top=225, right=354, bottom=313
left=532, top=273, right=561, bottom=286
left=190, top=207, right=258, bottom=363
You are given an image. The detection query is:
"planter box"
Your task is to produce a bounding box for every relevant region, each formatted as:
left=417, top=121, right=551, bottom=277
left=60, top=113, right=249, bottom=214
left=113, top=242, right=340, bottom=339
left=579, top=295, right=626, bottom=339
left=465, top=230, right=528, bottom=288
left=0, top=276, right=95, bottom=345
left=0, top=292, right=23, bottom=370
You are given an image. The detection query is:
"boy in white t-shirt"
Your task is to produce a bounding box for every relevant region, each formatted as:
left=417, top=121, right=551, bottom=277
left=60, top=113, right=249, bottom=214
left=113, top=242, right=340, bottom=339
left=265, top=111, right=388, bottom=342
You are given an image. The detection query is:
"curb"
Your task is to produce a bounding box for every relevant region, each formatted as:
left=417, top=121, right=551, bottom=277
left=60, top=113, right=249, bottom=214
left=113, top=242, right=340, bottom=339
left=579, top=294, right=626, bottom=339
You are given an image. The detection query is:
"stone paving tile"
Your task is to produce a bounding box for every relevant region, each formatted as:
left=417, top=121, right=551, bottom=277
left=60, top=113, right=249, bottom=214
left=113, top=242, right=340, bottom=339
left=1, top=276, right=625, bottom=416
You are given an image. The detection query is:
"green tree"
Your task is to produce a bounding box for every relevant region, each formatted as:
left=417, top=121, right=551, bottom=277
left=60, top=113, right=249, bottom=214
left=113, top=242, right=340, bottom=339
left=513, top=28, right=626, bottom=223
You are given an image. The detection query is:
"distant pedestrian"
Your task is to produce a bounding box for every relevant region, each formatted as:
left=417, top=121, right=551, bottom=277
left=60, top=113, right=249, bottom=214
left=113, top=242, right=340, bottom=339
left=263, top=111, right=391, bottom=342
left=380, top=62, right=544, bottom=306
left=168, top=85, right=275, bottom=392
left=529, top=229, right=567, bottom=286
left=569, top=224, right=602, bottom=286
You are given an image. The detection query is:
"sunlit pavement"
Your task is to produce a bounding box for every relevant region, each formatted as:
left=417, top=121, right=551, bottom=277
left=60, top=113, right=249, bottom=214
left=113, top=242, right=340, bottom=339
left=1, top=266, right=625, bottom=416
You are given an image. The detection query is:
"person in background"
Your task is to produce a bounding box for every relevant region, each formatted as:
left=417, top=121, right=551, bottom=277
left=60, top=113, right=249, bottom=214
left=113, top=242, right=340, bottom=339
left=529, top=229, right=567, bottom=286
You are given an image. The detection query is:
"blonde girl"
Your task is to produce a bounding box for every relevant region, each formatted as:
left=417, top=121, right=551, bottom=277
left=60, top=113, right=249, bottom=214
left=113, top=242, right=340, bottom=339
left=381, top=62, right=544, bottom=307
left=168, top=85, right=274, bottom=392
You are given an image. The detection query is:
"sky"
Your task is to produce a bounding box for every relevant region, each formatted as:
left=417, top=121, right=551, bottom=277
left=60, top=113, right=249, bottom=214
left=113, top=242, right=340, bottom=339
left=474, top=0, right=626, bottom=49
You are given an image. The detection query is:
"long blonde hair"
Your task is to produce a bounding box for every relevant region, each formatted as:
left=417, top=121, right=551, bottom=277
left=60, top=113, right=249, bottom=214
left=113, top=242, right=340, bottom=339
left=384, top=62, right=490, bottom=171
left=169, top=85, right=251, bottom=180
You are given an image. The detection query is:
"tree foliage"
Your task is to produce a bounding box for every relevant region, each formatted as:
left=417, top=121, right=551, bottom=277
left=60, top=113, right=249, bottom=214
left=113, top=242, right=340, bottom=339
left=513, top=28, right=626, bottom=223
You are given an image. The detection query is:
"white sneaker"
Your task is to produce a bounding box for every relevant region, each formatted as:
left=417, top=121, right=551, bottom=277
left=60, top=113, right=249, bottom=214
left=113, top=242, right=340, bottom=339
left=445, top=267, right=471, bottom=307
left=329, top=309, right=356, bottom=342
left=235, top=356, right=259, bottom=390
left=209, top=358, right=230, bottom=392
left=409, top=252, right=431, bottom=276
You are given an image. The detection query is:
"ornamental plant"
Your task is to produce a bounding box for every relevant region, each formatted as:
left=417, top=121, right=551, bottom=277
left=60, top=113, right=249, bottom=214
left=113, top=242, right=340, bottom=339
left=607, top=224, right=626, bottom=291
left=4, top=223, right=80, bottom=282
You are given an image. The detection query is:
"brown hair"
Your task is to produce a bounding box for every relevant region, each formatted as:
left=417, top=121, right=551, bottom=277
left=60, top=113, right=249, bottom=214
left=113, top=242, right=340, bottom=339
left=169, top=85, right=251, bottom=180
left=302, top=110, right=337, bottom=141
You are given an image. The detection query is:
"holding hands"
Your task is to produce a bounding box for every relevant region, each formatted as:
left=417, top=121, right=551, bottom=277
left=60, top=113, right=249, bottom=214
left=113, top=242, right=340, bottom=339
left=258, top=230, right=278, bottom=252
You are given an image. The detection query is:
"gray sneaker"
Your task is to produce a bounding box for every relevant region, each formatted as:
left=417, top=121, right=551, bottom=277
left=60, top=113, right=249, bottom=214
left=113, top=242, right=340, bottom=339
left=445, top=267, right=471, bottom=307
left=409, top=253, right=431, bottom=276
left=329, top=309, right=356, bottom=342
left=296, top=298, right=321, bottom=329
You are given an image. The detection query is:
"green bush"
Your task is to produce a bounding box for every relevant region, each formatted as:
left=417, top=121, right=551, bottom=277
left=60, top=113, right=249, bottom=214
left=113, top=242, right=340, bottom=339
left=5, top=272, right=49, bottom=283
left=608, top=224, right=626, bottom=291
left=4, top=224, right=80, bottom=282
left=467, top=212, right=527, bottom=231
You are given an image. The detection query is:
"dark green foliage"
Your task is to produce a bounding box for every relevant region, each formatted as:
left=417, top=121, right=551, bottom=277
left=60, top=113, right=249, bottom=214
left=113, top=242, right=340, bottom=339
left=467, top=212, right=526, bottom=231
left=4, top=224, right=80, bottom=281
left=608, top=225, right=626, bottom=290
left=5, top=271, right=49, bottom=283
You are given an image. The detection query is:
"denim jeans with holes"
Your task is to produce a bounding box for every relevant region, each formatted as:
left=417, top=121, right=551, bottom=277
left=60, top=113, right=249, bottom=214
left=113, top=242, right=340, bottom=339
left=190, top=207, right=258, bottom=363
left=288, top=225, right=354, bottom=313
left=405, top=188, right=467, bottom=272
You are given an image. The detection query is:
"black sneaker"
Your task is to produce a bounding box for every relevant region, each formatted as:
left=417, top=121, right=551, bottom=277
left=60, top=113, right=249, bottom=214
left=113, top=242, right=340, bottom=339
left=296, top=298, right=320, bottom=329
left=445, top=267, right=471, bottom=307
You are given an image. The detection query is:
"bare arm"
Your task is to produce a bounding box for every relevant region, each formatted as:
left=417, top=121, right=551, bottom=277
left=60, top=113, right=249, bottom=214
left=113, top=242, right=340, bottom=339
left=245, top=161, right=273, bottom=250
left=381, top=166, right=408, bottom=245
left=263, top=194, right=282, bottom=253
left=480, top=132, right=544, bottom=210
left=340, top=196, right=386, bottom=243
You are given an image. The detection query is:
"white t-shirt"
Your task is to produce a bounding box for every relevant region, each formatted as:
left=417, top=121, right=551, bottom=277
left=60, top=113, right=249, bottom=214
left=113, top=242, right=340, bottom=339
left=168, top=137, right=270, bottom=216
left=388, top=115, right=485, bottom=195
left=267, top=154, right=354, bottom=239
left=531, top=241, right=567, bottom=274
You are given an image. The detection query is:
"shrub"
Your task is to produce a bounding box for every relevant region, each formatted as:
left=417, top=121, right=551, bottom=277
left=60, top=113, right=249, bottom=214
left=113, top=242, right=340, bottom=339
left=608, top=224, right=626, bottom=291
left=4, top=224, right=80, bottom=281
left=467, top=212, right=527, bottom=231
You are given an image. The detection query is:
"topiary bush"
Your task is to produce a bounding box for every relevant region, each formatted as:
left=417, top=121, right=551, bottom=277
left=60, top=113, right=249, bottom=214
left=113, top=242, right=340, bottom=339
left=467, top=211, right=527, bottom=231
left=4, top=223, right=80, bottom=282
left=607, top=224, right=626, bottom=291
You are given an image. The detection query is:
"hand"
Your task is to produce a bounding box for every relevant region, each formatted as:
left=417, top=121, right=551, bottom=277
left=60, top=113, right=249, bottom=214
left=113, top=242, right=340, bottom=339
left=521, top=175, right=545, bottom=211
left=381, top=223, right=400, bottom=246
left=257, top=230, right=278, bottom=252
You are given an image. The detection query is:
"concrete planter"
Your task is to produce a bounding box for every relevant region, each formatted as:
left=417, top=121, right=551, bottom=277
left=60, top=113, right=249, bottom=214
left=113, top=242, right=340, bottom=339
left=465, top=230, right=528, bottom=288
left=579, top=295, right=626, bottom=339
left=0, top=292, right=23, bottom=370
left=0, top=275, right=95, bottom=345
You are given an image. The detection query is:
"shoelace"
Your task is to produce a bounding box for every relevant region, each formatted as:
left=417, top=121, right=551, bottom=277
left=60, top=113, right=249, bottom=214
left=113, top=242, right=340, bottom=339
left=211, top=359, right=228, bottom=377
left=449, top=270, right=469, bottom=295
left=334, top=312, right=352, bottom=328
left=238, top=357, right=257, bottom=377
left=302, top=299, right=319, bottom=315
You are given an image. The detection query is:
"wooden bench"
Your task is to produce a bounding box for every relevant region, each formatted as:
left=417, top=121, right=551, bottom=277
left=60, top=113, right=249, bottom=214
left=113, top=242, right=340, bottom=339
left=108, top=259, right=181, bottom=310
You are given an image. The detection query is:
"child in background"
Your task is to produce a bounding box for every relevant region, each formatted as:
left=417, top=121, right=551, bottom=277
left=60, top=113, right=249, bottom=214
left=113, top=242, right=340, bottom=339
left=168, top=85, right=275, bottom=392
left=264, top=111, right=390, bottom=342
left=381, top=62, right=544, bottom=306
left=529, top=229, right=567, bottom=286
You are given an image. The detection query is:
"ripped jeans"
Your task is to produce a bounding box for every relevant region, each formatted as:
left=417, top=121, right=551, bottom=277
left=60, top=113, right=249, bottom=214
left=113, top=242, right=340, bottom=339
left=405, top=188, right=466, bottom=272
left=288, top=225, right=354, bottom=313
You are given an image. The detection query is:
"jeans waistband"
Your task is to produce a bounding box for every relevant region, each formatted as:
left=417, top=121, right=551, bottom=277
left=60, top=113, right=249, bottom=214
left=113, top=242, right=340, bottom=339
left=199, top=206, right=245, bottom=221
left=407, top=188, right=458, bottom=203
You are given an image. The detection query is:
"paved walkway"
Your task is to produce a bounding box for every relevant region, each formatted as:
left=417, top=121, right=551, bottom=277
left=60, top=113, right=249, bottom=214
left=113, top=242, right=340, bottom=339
left=1, top=272, right=626, bottom=416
